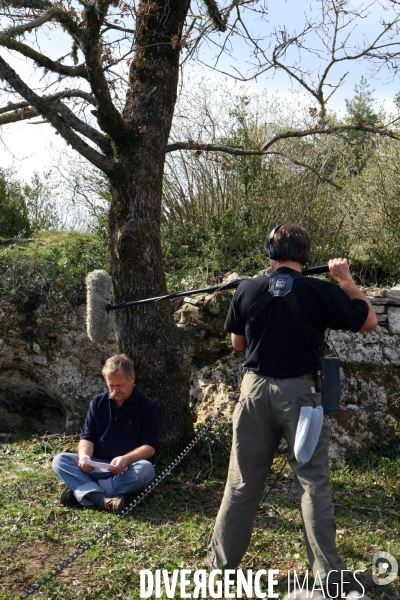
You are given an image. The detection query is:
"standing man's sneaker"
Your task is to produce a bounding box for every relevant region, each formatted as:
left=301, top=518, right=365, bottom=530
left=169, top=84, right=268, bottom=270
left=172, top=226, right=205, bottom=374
left=60, top=487, right=79, bottom=507
left=105, top=496, right=124, bottom=514
left=326, top=572, right=376, bottom=598
left=343, top=572, right=376, bottom=597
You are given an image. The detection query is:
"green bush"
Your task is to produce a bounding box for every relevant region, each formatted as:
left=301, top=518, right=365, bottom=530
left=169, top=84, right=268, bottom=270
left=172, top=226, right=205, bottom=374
left=0, top=170, right=32, bottom=238
left=0, top=232, right=108, bottom=309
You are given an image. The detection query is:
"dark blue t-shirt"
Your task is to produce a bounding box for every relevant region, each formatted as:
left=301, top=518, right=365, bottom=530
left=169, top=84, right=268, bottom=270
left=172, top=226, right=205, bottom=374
left=80, top=386, right=159, bottom=461
left=225, top=268, right=369, bottom=378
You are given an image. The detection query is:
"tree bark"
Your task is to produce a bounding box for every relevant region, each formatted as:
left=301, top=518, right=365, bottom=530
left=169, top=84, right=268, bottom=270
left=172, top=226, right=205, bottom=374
left=108, top=0, right=193, bottom=443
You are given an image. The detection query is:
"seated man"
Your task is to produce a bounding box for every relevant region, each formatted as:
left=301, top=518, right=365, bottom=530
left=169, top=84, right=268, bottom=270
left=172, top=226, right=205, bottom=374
left=52, top=354, right=158, bottom=514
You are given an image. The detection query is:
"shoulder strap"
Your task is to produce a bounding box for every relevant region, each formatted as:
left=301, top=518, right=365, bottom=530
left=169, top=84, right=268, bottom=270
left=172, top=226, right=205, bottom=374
left=245, top=276, right=273, bottom=328
left=245, top=271, right=322, bottom=341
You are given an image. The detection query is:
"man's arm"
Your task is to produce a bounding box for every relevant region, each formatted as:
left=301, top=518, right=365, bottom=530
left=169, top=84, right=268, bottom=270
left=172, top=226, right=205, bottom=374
left=108, top=444, right=156, bottom=475
left=231, top=333, right=246, bottom=351
left=77, top=439, right=95, bottom=472
left=328, top=258, right=378, bottom=331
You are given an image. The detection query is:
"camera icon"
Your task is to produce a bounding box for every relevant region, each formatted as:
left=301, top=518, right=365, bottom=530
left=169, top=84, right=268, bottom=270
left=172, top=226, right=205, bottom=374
left=372, top=551, right=398, bottom=585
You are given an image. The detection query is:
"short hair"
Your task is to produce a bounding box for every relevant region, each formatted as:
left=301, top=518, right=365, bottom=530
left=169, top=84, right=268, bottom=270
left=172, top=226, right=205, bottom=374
left=102, top=354, right=135, bottom=379
left=265, top=223, right=310, bottom=265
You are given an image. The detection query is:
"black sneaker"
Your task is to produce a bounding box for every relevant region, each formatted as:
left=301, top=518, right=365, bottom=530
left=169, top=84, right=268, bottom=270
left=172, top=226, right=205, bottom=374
left=344, top=571, right=376, bottom=597
left=326, top=572, right=376, bottom=598
left=60, top=487, right=79, bottom=507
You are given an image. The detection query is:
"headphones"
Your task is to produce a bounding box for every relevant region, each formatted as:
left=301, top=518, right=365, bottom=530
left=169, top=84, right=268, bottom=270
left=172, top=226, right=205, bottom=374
left=267, top=223, right=283, bottom=260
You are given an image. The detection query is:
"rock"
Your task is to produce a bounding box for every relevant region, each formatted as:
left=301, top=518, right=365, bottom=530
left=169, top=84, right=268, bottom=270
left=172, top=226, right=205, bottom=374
left=0, top=301, right=116, bottom=434
left=177, top=303, right=204, bottom=324
left=222, top=272, right=241, bottom=284
left=182, top=297, right=202, bottom=306
left=203, top=293, right=231, bottom=316
left=373, top=306, right=385, bottom=314
left=369, top=289, right=389, bottom=297
left=388, top=285, right=400, bottom=300
left=368, top=297, right=389, bottom=305
left=382, top=344, right=400, bottom=366
left=193, top=336, right=222, bottom=358
left=387, top=307, right=400, bottom=335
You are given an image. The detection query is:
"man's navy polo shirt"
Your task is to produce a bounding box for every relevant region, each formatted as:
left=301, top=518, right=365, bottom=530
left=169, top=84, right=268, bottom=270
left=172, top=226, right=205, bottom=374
left=80, top=386, right=159, bottom=462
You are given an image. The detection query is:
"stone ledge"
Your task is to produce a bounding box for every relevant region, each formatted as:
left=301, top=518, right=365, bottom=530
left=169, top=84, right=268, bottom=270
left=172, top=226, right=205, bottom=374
left=388, top=285, right=400, bottom=300
left=368, top=296, right=400, bottom=306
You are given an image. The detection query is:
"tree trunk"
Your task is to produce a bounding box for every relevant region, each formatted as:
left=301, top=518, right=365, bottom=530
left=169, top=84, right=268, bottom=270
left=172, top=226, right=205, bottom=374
left=108, top=0, right=193, bottom=443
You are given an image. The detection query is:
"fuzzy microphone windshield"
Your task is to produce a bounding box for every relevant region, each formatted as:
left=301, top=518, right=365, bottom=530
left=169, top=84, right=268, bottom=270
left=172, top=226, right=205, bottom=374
left=86, top=270, right=113, bottom=343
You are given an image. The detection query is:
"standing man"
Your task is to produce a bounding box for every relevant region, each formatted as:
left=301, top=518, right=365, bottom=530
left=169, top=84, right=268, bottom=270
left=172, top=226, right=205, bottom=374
left=207, top=223, right=378, bottom=595
left=52, top=354, right=158, bottom=514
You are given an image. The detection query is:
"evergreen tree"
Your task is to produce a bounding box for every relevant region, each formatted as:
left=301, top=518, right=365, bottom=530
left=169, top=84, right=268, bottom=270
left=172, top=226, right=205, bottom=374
left=344, top=77, right=382, bottom=174
left=0, top=169, right=32, bottom=238
left=23, top=171, right=59, bottom=232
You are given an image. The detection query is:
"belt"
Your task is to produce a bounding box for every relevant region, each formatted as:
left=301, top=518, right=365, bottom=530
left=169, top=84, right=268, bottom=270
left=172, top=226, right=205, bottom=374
left=244, top=369, right=316, bottom=382
left=295, top=373, right=316, bottom=382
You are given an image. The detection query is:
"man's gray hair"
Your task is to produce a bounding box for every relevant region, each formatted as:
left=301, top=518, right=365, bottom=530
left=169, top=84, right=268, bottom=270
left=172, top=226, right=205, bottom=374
left=102, top=354, right=135, bottom=379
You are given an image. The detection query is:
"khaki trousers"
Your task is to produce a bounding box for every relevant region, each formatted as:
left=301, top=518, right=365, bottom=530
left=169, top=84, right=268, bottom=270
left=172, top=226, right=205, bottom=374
left=209, top=372, right=346, bottom=583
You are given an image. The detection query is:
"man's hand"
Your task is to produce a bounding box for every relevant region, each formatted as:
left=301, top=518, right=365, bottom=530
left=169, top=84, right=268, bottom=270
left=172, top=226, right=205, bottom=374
left=328, top=258, right=353, bottom=285
left=108, top=456, right=129, bottom=475
left=77, top=439, right=95, bottom=471
left=78, top=454, right=95, bottom=472
left=328, top=257, right=378, bottom=331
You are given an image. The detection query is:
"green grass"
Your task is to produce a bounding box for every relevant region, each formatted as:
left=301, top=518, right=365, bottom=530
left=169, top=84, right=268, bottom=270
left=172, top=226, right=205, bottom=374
left=0, top=432, right=399, bottom=600
left=0, top=231, right=108, bottom=308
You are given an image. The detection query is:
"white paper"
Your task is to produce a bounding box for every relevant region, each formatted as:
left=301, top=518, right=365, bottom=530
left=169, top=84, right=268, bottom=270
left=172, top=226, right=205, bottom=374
left=83, top=459, right=112, bottom=473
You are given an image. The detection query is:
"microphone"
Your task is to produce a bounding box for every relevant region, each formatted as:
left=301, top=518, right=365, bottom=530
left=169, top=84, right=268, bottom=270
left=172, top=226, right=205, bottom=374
left=105, top=265, right=330, bottom=311
left=85, top=264, right=330, bottom=331
left=86, top=270, right=114, bottom=343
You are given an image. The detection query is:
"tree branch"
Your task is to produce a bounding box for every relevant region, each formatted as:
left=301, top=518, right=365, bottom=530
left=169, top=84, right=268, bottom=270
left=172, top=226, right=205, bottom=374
left=54, top=101, right=112, bottom=155
left=1, top=12, right=53, bottom=37
left=0, top=90, right=96, bottom=115
left=1, top=0, right=133, bottom=145
left=203, top=0, right=227, bottom=32
left=0, top=105, right=39, bottom=125
left=0, top=37, right=87, bottom=79
left=166, top=141, right=263, bottom=154
left=0, top=55, right=115, bottom=174
left=167, top=124, right=400, bottom=156
left=260, top=125, right=400, bottom=152
left=77, top=1, right=134, bottom=144
left=166, top=144, right=343, bottom=188
left=102, top=20, right=136, bottom=35
left=267, top=151, right=342, bottom=190
left=2, top=0, right=83, bottom=40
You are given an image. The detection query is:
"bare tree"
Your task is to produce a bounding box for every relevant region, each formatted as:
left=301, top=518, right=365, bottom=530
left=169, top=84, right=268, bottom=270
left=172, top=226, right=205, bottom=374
left=1, top=0, right=400, bottom=440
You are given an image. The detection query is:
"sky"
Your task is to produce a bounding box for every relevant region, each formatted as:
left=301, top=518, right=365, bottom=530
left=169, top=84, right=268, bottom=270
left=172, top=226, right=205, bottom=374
left=1, top=0, right=400, bottom=182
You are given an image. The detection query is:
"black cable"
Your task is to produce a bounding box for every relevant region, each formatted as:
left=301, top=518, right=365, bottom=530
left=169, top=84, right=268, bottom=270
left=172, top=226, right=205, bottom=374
left=18, top=391, right=239, bottom=599
left=261, top=458, right=288, bottom=503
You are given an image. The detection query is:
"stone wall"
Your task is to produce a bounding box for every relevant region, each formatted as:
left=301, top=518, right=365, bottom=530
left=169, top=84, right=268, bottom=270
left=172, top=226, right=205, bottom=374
left=0, top=301, right=116, bottom=434
left=182, top=278, right=400, bottom=463
left=0, top=279, right=399, bottom=463
left=367, top=285, right=400, bottom=334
